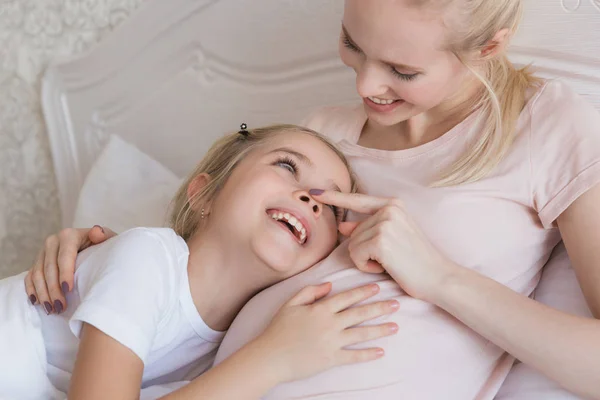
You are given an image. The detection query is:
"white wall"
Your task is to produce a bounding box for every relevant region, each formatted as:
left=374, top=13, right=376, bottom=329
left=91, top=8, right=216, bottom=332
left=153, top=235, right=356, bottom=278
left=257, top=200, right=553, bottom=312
left=0, top=0, right=143, bottom=278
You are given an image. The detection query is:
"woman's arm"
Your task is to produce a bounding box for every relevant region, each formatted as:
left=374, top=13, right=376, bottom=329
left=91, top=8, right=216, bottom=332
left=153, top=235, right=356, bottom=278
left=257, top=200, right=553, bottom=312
left=24, top=225, right=116, bottom=313
left=314, top=189, right=600, bottom=400
left=69, top=324, right=144, bottom=400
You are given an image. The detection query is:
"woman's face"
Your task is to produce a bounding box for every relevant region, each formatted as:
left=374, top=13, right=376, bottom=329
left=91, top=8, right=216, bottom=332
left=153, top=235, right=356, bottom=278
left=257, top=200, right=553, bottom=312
left=340, top=0, right=472, bottom=127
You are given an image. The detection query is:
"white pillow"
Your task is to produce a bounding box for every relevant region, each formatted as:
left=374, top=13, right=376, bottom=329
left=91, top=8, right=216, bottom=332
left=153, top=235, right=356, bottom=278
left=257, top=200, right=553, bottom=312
left=73, top=134, right=183, bottom=233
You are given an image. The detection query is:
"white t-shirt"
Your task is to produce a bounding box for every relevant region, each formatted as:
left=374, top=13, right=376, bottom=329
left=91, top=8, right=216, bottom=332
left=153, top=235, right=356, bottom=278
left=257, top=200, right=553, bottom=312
left=37, top=227, right=225, bottom=393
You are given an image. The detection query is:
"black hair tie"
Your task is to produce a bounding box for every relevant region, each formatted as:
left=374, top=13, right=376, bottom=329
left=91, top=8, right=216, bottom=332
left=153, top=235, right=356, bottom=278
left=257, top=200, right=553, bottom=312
left=238, top=123, right=249, bottom=136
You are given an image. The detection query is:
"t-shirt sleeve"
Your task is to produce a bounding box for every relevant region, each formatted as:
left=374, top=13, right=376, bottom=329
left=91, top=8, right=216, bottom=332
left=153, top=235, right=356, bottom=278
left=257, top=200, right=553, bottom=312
left=530, top=81, right=600, bottom=229
left=69, top=228, right=176, bottom=363
left=301, top=105, right=363, bottom=144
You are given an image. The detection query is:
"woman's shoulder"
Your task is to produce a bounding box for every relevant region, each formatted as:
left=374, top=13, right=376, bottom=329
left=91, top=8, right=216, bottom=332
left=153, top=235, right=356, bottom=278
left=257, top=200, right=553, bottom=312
left=302, top=104, right=366, bottom=143
left=527, top=79, right=599, bottom=123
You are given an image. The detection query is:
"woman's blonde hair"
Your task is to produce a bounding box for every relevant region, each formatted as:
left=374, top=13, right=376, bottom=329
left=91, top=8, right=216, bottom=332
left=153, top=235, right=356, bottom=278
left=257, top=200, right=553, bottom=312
left=420, top=0, right=542, bottom=186
left=170, top=124, right=357, bottom=241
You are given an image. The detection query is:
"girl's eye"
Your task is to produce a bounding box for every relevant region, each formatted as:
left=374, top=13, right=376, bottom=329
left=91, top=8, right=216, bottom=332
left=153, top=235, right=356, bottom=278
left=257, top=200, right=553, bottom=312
left=274, top=157, right=298, bottom=175
left=391, top=67, right=419, bottom=82
left=327, top=204, right=343, bottom=221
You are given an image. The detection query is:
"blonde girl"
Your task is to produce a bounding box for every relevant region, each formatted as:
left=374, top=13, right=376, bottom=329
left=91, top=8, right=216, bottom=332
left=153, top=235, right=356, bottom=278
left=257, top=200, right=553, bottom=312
left=0, top=125, right=399, bottom=400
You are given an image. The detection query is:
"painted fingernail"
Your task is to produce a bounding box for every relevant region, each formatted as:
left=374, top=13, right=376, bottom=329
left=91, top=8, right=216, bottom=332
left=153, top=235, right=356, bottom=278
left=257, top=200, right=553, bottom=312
left=309, top=189, right=324, bottom=196
left=389, top=300, right=400, bottom=309
left=44, top=302, right=53, bottom=314
left=29, top=294, right=37, bottom=305
left=376, top=348, right=385, bottom=357
left=389, top=323, right=399, bottom=333
left=61, top=281, right=70, bottom=294
left=93, top=225, right=105, bottom=234
left=53, top=300, right=63, bottom=314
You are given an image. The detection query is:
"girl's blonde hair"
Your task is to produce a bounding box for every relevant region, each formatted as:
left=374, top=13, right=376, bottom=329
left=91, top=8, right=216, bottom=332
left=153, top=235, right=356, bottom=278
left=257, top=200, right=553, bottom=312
left=420, top=0, right=542, bottom=186
left=170, top=124, right=357, bottom=241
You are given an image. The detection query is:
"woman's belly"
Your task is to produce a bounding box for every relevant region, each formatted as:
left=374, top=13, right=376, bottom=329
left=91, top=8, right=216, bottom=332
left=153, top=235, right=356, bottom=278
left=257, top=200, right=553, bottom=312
left=214, top=242, right=514, bottom=399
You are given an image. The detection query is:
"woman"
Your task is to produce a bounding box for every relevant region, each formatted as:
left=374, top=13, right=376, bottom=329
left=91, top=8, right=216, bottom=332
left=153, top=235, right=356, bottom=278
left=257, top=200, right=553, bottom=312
left=26, top=0, right=600, bottom=398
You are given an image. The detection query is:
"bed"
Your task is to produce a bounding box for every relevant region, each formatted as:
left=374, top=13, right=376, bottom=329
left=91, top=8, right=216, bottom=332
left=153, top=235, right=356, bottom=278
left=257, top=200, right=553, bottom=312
left=40, top=0, right=600, bottom=398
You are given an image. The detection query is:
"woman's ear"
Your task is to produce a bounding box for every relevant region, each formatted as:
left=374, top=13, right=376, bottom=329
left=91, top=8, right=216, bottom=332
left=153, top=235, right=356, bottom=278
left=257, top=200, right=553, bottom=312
left=481, top=28, right=510, bottom=58
left=187, top=173, right=212, bottom=212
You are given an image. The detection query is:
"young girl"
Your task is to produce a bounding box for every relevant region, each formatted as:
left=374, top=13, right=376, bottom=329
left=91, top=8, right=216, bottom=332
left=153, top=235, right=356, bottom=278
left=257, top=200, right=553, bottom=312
left=0, top=124, right=400, bottom=400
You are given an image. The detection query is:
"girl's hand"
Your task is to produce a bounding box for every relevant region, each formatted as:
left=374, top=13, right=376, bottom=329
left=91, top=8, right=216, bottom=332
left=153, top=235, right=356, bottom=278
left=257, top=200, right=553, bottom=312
left=24, top=225, right=116, bottom=314
left=255, top=282, right=399, bottom=383
left=311, top=191, right=458, bottom=302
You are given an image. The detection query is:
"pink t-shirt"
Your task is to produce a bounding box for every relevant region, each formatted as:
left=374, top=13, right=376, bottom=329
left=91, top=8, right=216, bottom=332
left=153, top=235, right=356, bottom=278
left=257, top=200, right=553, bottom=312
left=214, top=80, right=600, bottom=399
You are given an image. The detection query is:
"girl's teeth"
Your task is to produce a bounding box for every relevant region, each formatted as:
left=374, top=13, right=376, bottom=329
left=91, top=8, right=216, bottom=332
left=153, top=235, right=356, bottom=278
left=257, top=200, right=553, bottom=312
left=269, top=210, right=308, bottom=244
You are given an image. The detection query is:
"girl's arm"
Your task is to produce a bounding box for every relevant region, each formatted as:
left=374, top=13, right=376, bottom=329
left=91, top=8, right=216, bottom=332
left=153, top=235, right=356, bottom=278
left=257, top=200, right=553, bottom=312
left=69, top=324, right=144, bottom=400
left=161, top=283, right=399, bottom=400
left=70, top=283, right=398, bottom=400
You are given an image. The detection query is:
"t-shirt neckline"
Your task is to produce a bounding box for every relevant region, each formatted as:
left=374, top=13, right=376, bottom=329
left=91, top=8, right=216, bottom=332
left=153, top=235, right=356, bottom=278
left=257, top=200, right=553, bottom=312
left=178, top=238, right=227, bottom=343
left=337, top=104, right=480, bottom=160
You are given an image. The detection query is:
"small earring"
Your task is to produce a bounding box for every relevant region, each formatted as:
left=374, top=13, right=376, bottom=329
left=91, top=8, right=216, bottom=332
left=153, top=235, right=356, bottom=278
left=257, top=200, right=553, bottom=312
left=201, top=208, right=205, bottom=219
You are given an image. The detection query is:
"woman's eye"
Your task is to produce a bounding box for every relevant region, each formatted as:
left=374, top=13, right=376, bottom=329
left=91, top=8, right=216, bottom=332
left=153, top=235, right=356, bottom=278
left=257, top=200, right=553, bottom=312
left=391, top=67, right=419, bottom=82
left=342, top=36, right=360, bottom=53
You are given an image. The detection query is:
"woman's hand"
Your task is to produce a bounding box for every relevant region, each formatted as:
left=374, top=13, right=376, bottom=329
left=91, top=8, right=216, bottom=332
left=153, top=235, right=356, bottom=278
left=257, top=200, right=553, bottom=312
left=311, top=190, right=458, bottom=302
left=24, top=225, right=116, bottom=314
left=254, top=282, right=399, bottom=384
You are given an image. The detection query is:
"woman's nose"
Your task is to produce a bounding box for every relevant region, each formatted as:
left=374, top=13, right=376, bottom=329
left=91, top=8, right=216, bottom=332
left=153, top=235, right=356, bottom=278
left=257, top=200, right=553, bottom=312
left=296, top=191, right=322, bottom=217
left=355, top=62, right=388, bottom=99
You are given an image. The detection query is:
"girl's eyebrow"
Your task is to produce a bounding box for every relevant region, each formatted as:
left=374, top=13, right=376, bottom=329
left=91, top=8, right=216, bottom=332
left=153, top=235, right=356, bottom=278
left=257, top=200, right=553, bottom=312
left=269, top=147, right=342, bottom=192
left=341, top=25, right=425, bottom=73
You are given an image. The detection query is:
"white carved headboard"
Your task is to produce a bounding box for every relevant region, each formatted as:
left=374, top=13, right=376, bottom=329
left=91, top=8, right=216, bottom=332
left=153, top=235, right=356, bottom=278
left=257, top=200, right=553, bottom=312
left=41, top=0, right=600, bottom=227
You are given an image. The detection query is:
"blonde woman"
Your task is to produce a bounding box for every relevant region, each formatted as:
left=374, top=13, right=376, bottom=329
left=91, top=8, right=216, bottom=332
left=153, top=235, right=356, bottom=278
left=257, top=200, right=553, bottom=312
left=27, top=0, right=600, bottom=398
left=0, top=125, right=400, bottom=400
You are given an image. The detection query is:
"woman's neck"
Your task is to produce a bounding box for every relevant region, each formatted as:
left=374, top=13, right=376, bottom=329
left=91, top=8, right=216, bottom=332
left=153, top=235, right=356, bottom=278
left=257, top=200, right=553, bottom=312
left=184, top=231, right=277, bottom=332
left=360, top=77, right=482, bottom=151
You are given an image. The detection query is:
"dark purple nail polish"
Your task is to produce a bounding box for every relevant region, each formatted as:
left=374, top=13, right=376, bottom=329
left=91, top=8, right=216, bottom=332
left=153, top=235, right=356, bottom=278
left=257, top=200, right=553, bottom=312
left=309, top=189, right=324, bottom=196
left=44, top=302, right=53, bottom=314
left=29, top=294, right=37, bottom=304
left=61, top=282, right=70, bottom=294
left=93, top=225, right=105, bottom=234
left=53, top=300, right=63, bottom=314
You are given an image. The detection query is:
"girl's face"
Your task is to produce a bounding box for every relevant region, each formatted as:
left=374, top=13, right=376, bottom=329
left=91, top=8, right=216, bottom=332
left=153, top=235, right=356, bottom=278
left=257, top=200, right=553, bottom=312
left=209, top=132, right=353, bottom=278
left=340, top=0, right=472, bottom=127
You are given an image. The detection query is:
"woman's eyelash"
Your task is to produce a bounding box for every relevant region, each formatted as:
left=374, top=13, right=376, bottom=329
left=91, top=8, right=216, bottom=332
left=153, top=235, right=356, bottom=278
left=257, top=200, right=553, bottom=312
left=343, top=34, right=419, bottom=82
left=342, top=35, right=360, bottom=53
left=390, top=67, right=419, bottom=82
left=274, top=156, right=298, bottom=175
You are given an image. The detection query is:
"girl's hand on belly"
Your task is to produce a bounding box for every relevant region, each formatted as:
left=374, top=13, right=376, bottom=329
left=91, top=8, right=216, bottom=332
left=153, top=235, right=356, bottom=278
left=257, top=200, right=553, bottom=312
left=252, top=282, right=399, bottom=384
left=311, top=191, right=459, bottom=302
